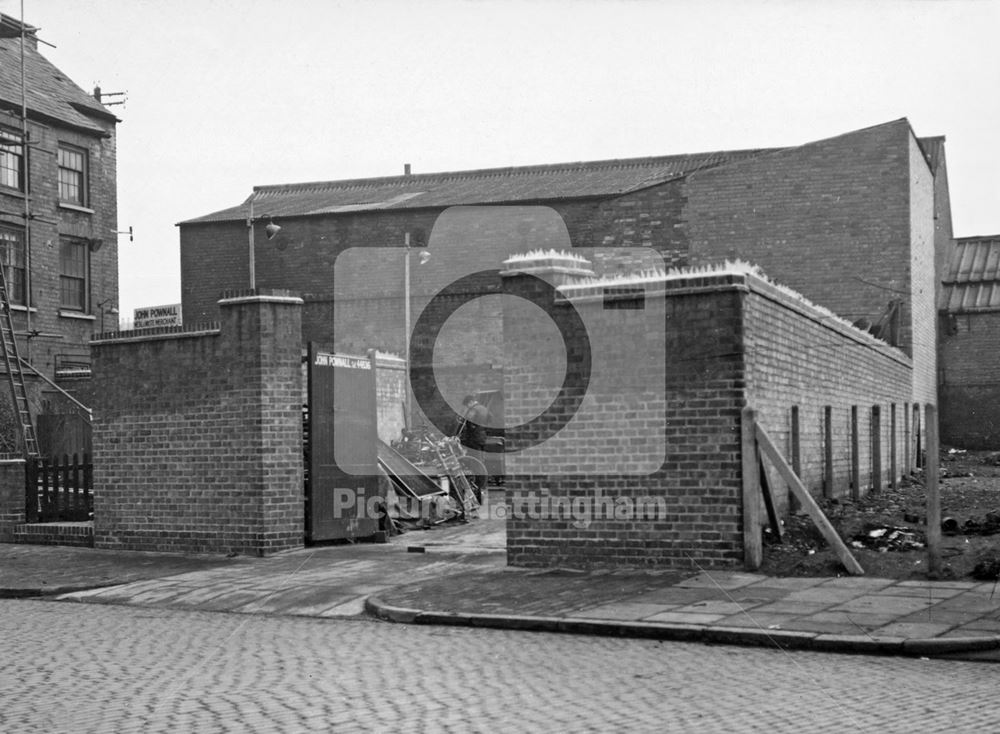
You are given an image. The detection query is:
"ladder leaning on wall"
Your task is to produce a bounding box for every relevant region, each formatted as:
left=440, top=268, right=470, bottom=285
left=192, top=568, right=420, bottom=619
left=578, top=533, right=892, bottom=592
left=0, top=264, right=40, bottom=459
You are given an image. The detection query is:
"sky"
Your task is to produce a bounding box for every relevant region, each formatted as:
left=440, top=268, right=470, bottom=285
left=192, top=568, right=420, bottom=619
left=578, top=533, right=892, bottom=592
left=3, top=0, right=998, bottom=316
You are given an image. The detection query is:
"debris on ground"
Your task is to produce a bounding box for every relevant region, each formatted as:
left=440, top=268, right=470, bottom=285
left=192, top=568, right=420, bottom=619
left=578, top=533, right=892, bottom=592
left=956, top=511, right=1000, bottom=537
left=971, top=555, right=1000, bottom=581
left=762, top=448, right=1000, bottom=580
left=850, top=524, right=925, bottom=552
left=940, top=467, right=974, bottom=479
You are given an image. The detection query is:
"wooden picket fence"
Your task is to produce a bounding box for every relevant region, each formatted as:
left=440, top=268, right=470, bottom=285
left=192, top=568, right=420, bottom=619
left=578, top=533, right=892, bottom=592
left=25, top=453, right=93, bottom=523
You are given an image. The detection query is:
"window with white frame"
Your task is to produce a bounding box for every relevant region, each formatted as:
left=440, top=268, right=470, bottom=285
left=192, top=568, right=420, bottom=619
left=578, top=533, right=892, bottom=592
left=0, top=227, right=26, bottom=305
left=59, top=237, right=89, bottom=311
left=0, top=128, right=24, bottom=191
left=58, top=144, right=88, bottom=206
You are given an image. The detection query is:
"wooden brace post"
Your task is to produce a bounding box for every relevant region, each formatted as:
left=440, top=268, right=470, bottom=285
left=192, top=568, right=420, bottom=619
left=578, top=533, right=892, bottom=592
left=756, top=422, right=865, bottom=576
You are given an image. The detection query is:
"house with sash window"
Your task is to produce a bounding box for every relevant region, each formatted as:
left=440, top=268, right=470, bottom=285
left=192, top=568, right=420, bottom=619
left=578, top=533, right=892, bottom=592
left=0, top=13, right=119, bottom=450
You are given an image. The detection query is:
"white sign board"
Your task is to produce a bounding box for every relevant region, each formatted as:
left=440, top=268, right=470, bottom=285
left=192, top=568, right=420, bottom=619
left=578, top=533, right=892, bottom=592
left=133, top=303, right=182, bottom=329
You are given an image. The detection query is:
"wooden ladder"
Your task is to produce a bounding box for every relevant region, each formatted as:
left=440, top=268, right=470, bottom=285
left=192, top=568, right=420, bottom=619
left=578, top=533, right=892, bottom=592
left=435, top=437, right=479, bottom=519
left=0, top=265, right=39, bottom=458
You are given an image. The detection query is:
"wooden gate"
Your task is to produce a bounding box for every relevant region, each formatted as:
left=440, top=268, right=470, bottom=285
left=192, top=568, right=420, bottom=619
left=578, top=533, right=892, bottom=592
left=25, top=453, right=93, bottom=523
left=306, top=345, right=380, bottom=542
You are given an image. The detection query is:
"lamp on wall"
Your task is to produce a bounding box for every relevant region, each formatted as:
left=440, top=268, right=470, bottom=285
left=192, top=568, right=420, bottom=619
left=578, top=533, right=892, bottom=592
left=264, top=218, right=281, bottom=240
left=96, top=297, right=118, bottom=332
left=246, top=195, right=282, bottom=290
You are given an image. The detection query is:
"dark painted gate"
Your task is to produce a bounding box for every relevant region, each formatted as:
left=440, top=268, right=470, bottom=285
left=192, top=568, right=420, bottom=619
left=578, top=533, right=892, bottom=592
left=306, top=345, right=380, bottom=542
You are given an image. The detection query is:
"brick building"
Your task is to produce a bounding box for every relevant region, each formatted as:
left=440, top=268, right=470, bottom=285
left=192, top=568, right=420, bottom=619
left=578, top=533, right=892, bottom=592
left=179, top=118, right=948, bottom=417
left=939, top=235, right=1000, bottom=449
left=501, top=254, right=915, bottom=568
left=0, top=15, right=119, bottom=412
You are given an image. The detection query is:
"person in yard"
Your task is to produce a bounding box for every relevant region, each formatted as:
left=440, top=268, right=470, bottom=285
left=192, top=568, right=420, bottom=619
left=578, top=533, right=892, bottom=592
left=458, top=395, right=489, bottom=453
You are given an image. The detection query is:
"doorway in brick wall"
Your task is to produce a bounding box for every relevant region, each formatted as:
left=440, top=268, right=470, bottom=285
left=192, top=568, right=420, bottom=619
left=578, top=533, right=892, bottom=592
left=305, top=343, right=382, bottom=542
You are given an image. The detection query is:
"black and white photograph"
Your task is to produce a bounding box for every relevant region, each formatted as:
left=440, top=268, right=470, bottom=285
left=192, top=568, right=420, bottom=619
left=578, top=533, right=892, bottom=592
left=1, top=1, right=999, bottom=731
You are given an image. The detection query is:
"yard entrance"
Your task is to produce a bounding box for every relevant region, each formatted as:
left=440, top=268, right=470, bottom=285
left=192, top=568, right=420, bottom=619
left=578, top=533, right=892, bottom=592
left=305, top=344, right=381, bottom=542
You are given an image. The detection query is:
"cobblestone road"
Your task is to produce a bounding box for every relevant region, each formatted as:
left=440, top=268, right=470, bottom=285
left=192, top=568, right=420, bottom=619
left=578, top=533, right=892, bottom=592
left=1, top=599, right=997, bottom=733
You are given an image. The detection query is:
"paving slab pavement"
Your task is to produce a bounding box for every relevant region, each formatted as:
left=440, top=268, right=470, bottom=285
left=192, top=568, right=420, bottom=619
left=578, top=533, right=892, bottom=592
left=3, top=488, right=1000, bottom=659
left=0, top=543, right=245, bottom=596
left=54, top=517, right=507, bottom=618
left=366, top=567, right=1000, bottom=659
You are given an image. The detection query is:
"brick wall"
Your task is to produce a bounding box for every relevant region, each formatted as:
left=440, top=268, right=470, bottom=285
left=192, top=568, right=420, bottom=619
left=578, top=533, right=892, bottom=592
left=177, top=121, right=937, bottom=430
left=743, top=279, right=914, bottom=510
left=683, top=121, right=910, bottom=329
left=0, top=459, right=26, bottom=542
left=940, top=311, right=1000, bottom=449
left=179, top=202, right=673, bottom=330
left=90, top=292, right=304, bottom=555
left=502, top=255, right=914, bottom=570
left=375, top=353, right=406, bottom=444
left=502, top=256, right=744, bottom=569
left=679, top=119, right=936, bottom=405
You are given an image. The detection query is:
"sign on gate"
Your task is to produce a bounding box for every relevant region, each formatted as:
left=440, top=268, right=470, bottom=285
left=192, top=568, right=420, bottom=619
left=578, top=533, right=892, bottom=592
left=306, top=344, right=380, bottom=541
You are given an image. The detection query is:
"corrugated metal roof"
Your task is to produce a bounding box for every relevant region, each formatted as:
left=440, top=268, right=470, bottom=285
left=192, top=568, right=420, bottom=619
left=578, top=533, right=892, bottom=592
left=178, top=148, right=776, bottom=225
left=179, top=119, right=948, bottom=227
left=0, top=28, right=117, bottom=134
left=941, top=235, right=1000, bottom=312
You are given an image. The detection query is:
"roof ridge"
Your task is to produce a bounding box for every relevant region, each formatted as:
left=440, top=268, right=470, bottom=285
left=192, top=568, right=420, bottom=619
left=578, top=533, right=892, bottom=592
left=253, top=148, right=775, bottom=195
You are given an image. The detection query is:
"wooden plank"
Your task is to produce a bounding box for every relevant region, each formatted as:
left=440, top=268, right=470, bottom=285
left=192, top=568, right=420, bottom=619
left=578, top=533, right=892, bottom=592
left=850, top=406, right=860, bottom=501
left=756, top=423, right=865, bottom=576
left=741, top=407, right=762, bottom=569
left=759, top=455, right=783, bottom=543
left=823, top=406, right=834, bottom=498
left=24, top=459, right=38, bottom=523
left=790, top=406, right=801, bottom=513
left=72, top=453, right=82, bottom=516
left=903, top=402, right=911, bottom=474
left=871, top=405, right=882, bottom=493
left=890, top=404, right=898, bottom=491
left=84, top=453, right=93, bottom=516
left=925, top=404, right=942, bottom=576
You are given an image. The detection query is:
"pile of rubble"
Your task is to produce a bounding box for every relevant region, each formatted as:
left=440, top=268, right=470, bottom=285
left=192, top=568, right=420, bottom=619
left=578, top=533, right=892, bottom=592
left=850, top=524, right=925, bottom=553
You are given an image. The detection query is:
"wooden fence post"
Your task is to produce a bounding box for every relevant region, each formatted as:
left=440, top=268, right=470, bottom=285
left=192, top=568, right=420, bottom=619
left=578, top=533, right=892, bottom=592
left=926, top=404, right=942, bottom=576
left=790, top=406, right=801, bottom=513
left=756, top=424, right=864, bottom=575
left=824, top=406, right=834, bottom=498
left=871, top=405, right=882, bottom=493
left=851, top=406, right=860, bottom=501
left=890, top=403, right=898, bottom=490
left=741, top=407, right=762, bottom=569
left=903, top=402, right=911, bottom=474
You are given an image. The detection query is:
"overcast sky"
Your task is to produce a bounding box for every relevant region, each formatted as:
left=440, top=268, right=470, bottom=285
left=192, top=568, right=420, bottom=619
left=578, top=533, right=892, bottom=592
left=4, top=0, right=998, bottom=315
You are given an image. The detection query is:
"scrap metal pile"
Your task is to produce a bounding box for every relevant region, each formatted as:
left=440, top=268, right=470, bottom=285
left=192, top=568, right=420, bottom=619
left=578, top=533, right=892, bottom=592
left=377, top=427, right=486, bottom=532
